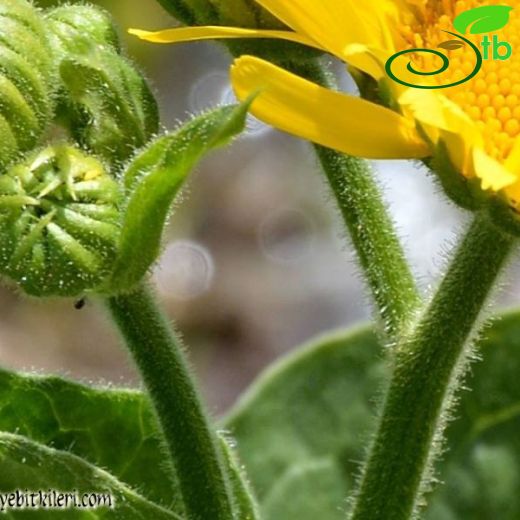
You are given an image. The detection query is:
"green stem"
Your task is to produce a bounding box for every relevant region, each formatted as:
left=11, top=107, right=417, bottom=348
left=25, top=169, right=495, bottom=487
left=315, top=146, right=421, bottom=338
left=350, top=213, right=515, bottom=520
left=106, top=284, right=234, bottom=520
left=287, top=61, right=421, bottom=338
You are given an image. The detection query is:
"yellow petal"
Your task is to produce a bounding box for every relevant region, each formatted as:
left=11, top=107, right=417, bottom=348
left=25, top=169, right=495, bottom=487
left=129, top=26, right=316, bottom=48
left=399, top=89, right=479, bottom=138
left=504, top=181, right=520, bottom=208
left=506, top=137, right=520, bottom=173
left=344, top=43, right=395, bottom=81
left=231, top=56, right=429, bottom=159
left=399, top=89, right=482, bottom=175
left=473, top=148, right=516, bottom=192
left=255, top=0, right=399, bottom=58
left=502, top=139, right=520, bottom=203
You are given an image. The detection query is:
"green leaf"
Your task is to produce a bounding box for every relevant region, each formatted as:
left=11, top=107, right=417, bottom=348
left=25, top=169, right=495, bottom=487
left=426, top=310, right=520, bottom=520
left=108, top=101, right=251, bottom=292
left=5, top=308, right=520, bottom=519
left=0, top=432, right=180, bottom=519
left=218, top=435, right=261, bottom=520
left=223, top=309, right=520, bottom=519
left=453, top=6, right=513, bottom=35
left=261, top=458, right=347, bottom=520
left=0, top=368, right=182, bottom=512
left=223, top=327, right=384, bottom=519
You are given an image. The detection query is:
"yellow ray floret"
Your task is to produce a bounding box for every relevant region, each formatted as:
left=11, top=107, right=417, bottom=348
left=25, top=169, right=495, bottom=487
left=129, top=26, right=317, bottom=48
left=231, top=56, right=429, bottom=159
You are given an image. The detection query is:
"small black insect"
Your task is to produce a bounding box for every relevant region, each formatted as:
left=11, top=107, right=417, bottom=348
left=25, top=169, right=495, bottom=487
left=74, top=298, right=87, bottom=310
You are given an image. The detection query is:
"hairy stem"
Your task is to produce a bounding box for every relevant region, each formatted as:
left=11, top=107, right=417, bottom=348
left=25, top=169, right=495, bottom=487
left=315, top=146, right=421, bottom=338
left=350, top=213, right=515, bottom=520
left=287, top=61, right=421, bottom=338
left=106, top=284, right=234, bottom=520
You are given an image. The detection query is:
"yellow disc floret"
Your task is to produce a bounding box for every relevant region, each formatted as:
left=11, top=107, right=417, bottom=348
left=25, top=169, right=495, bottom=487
left=399, top=0, right=519, bottom=162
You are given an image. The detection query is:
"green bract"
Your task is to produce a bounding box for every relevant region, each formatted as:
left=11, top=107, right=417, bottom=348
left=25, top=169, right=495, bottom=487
left=428, top=144, right=520, bottom=237
left=109, top=101, right=252, bottom=293
left=0, top=0, right=249, bottom=298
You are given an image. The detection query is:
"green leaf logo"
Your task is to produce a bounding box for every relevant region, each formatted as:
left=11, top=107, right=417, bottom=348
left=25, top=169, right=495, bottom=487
left=438, top=40, right=466, bottom=50
left=454, top=5, right=513, bottom=34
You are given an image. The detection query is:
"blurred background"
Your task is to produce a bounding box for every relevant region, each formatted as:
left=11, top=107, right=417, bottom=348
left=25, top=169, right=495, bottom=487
left=2, top=0, right=519, bottom=414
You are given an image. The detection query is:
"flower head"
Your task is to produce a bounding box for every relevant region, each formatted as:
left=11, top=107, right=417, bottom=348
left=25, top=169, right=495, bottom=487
left=132, top=1, right=520, bottom=209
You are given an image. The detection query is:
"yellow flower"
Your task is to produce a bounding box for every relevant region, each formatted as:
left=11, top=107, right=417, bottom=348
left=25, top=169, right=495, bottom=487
left=131, top=0, right=520, bottom=207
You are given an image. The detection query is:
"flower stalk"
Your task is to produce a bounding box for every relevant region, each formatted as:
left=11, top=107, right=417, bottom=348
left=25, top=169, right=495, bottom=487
left=289, top=61, right=421, bottom=338
left=106, top=284, right=235, bottom=520
left=315, top=146, right=421, bottom=338
left=350, top=212, right=516, bottom=520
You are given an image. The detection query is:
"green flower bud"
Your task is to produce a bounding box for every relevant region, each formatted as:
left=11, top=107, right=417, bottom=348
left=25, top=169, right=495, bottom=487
left=58, top=50, right=160, bottom=166
left=0, top=0, right=55, bottom=168
left=155, top=0, right=320, bottom=63
left=0, top=145, right=121, bottom=297
left=46, top=5, right=159, bottom=167
left=45, top=5, right=121, bottom=55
